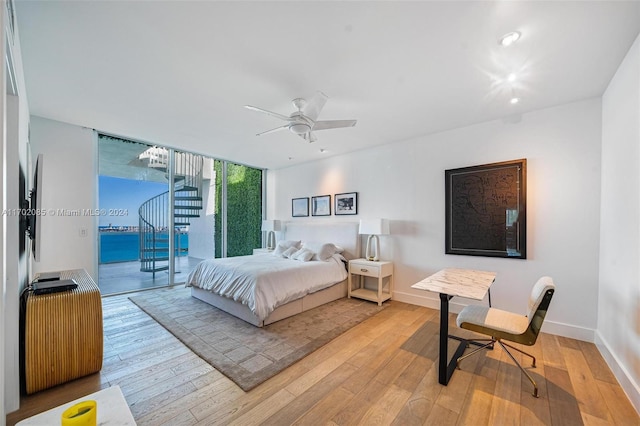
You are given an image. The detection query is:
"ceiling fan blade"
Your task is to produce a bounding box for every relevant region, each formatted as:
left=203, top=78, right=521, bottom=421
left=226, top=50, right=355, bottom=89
left=302, top=91, right=328, bottom=121
left=298, top=132, right=317, bottom=143
left=256, top=125, right=289, bottom=136
left=312, top=120, right=357, bottom=131
left=244, top=105, right=293, bottom=122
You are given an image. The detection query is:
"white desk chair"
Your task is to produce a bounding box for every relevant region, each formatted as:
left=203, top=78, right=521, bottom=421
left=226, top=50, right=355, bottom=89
left=456, top=276, right=555, bottom=397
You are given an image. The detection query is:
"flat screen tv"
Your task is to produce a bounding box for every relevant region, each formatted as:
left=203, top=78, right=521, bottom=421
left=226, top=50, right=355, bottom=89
left=25, top=153, right=43, bottom=262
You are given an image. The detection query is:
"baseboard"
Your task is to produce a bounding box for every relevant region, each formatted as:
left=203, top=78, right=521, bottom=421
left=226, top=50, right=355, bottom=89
left=392, top=291, right=595, bottom=342
left=595, top=331, right=640, bottom=415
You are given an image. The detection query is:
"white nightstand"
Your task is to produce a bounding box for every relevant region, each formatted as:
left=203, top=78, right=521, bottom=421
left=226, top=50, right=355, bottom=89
left=348, top=258, right=394, bottom=306
left=253, top=248, right=274, bottom=254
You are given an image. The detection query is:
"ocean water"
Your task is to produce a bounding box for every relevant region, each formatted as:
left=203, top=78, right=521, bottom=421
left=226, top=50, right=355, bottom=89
left=100, top=232, right=189, bottom=264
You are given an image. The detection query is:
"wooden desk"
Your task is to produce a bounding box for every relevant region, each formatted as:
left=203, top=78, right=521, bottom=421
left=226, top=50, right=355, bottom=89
left=412, top=268, right=496, bottom=385
left=24, top=269, right=103, bottom=394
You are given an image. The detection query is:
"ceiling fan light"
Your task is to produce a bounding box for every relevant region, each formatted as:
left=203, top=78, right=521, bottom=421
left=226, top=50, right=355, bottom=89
left=290, top=123, right=311, bottom=134
left=499, top=31, right=521, bottom=47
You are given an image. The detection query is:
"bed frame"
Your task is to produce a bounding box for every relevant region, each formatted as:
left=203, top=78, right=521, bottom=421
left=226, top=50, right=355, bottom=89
left=190, top=221, right=360, bottom=327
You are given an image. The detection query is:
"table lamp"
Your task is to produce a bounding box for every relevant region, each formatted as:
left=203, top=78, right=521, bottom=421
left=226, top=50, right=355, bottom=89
left=261, top=220, right=281, bottom=250
left=359, top=219, right=389, bottom=261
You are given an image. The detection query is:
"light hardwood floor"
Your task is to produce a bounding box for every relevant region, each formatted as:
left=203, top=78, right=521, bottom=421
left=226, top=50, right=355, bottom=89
left=7, top=287, right=640, bottom=425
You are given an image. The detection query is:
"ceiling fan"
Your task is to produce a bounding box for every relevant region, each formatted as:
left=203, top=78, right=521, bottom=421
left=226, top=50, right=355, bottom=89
left=244, top=91, right=357, bottom=143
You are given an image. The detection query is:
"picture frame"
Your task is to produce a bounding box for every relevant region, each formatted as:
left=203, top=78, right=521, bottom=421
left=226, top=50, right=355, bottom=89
left=291, top=197, right=309, bottom=217
left=311, top=195, right=331, bottom=216
left=334, top=192, right=358, bottom=215
left=445, top=159, right=527, bottom=259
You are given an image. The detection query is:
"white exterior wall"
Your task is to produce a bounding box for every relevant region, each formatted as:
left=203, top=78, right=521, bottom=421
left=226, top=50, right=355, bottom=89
left=188, top=176, right=215, bottom=259
left=599, top=33, right=640, bottom=412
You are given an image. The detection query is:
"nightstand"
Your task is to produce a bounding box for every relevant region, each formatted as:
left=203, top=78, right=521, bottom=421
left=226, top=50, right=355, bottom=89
left=348, top=259, right=394, bottom=306
left=253, top=248, right=274, bottom=254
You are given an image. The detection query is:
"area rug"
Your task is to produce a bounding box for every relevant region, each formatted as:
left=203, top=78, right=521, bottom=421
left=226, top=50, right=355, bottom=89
left=129, top=287, right=386, bottom=391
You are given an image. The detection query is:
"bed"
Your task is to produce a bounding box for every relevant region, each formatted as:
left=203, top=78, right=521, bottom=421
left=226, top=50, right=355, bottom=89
left=186, top=221, right=360, bottom=327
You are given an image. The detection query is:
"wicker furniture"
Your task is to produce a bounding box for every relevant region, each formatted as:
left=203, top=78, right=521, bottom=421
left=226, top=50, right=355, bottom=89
left=24, top=269, right=103, bottom=394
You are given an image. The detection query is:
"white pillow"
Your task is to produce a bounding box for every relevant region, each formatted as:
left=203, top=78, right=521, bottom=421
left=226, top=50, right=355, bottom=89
left=282, top=246, right=298, bottom=259
left=302, top=241, right=340, bottom=261
left=273, top=240, right=301, bottom=257
left=291, top=248, right=314, bottom=262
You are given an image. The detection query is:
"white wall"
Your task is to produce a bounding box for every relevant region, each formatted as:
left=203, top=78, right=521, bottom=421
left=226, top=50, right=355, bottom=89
left=599, top=33, right=640, bottom=412
left=5, top=96, right=20, bottom=416
left=4, top=4, right=32, bottom=415
left=269, top=98, right=602, bottom=341
left=30, top=117, right=98, bottom=280
left=1, top=5, right=6, bottom=420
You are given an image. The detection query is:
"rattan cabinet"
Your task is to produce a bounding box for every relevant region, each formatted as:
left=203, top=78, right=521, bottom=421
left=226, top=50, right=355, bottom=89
left=24, top=269, right=103, bottom=394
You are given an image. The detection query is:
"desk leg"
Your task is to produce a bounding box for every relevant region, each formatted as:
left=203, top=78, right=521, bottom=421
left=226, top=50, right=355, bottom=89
left=438, top=293, right=470, bottom=386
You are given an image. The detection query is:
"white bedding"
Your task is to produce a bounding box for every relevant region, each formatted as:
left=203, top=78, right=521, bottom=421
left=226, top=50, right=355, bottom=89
left=185, top=253, right=348, bottom=321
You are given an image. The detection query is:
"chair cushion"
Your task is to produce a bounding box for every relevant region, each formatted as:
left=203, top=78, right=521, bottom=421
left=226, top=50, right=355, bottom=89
left=457, top=305, right=529, bottom=336
left=527, top=276, right=555, bottom=320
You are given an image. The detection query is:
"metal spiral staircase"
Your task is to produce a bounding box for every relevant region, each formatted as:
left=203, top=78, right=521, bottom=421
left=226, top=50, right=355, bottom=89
left=138, top=148, right=204, bottom=277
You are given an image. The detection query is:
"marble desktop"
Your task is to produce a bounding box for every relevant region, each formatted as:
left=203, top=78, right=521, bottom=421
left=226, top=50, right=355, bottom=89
left=411, top=268, right=496, bottom=300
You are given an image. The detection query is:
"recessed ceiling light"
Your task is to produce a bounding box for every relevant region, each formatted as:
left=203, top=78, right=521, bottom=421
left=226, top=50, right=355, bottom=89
left=507, top=73, right=517, bottom=83
left=510, top=97, right=520, bottom=105
left=499, top=31, right=521, bottom=47
left=319, top=148, right=327, bottom=153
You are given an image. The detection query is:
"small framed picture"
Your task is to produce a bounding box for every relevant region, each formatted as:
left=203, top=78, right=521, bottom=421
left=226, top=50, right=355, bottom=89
left=311, top=195, right=331, bottom=216
left=335, top=192, right=358, bottom=215
left=292, top=197, right=309, bottom=217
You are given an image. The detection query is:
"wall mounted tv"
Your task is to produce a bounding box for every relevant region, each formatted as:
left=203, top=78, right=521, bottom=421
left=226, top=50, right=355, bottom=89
left=23, top=153, right=43, bottom=261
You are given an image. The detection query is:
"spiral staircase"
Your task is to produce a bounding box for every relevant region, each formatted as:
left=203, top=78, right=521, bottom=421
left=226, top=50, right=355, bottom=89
left=138, top=148, right=204, bottom=277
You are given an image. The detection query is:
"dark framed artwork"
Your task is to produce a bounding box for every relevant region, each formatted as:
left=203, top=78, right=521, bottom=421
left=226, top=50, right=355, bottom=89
left=311, top=195, right=331, bottom=216
left=445, top=159, right=527, bottom=259
left=292, top=197, right=309, bottom=217
left=335, top=192, right=358, bottom=215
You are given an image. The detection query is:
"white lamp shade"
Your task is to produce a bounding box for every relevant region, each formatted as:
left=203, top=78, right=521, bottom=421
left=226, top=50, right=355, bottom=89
left=359, top=219, right=389, bottom=235
left=261, top=220, right=282, bottom=232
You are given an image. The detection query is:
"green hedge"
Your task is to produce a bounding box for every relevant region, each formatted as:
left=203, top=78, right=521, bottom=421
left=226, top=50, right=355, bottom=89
left=214, top=161, right=263, bottom=257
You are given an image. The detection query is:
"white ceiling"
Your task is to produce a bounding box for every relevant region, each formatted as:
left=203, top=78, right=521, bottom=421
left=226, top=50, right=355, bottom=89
left=16, top=1, right=640, bottom=170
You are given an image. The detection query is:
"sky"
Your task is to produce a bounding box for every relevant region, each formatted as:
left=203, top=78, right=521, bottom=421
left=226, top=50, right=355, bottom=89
left=98, top=176, right=167, bottom=227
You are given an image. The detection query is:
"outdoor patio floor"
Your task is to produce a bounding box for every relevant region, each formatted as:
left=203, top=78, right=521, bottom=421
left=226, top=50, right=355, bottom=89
left=98, top=256, right=203, bottom=295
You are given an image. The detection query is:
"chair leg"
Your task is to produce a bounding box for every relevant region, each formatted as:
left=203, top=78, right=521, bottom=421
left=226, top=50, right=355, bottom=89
left=498, top=341, right=539, bottom=398
left=457, top=339, right=496, bottom=367
left=501, top=341, right=536, bottom=367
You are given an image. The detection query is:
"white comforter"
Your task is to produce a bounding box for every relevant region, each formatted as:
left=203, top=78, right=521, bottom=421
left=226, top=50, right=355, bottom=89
left=185, top=253, right=348, bottom=321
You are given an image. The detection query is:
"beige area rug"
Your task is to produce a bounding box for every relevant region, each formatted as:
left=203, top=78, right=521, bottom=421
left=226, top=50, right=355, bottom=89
left=129, top=287, right=386, bottom=391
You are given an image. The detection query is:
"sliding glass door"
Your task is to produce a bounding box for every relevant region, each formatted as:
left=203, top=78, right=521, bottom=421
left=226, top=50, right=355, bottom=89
left=98, top=136, right=170, bottom=293
left=170, top=150, right=215, bottom=281
left=98, top=135, right=263, bottom=294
